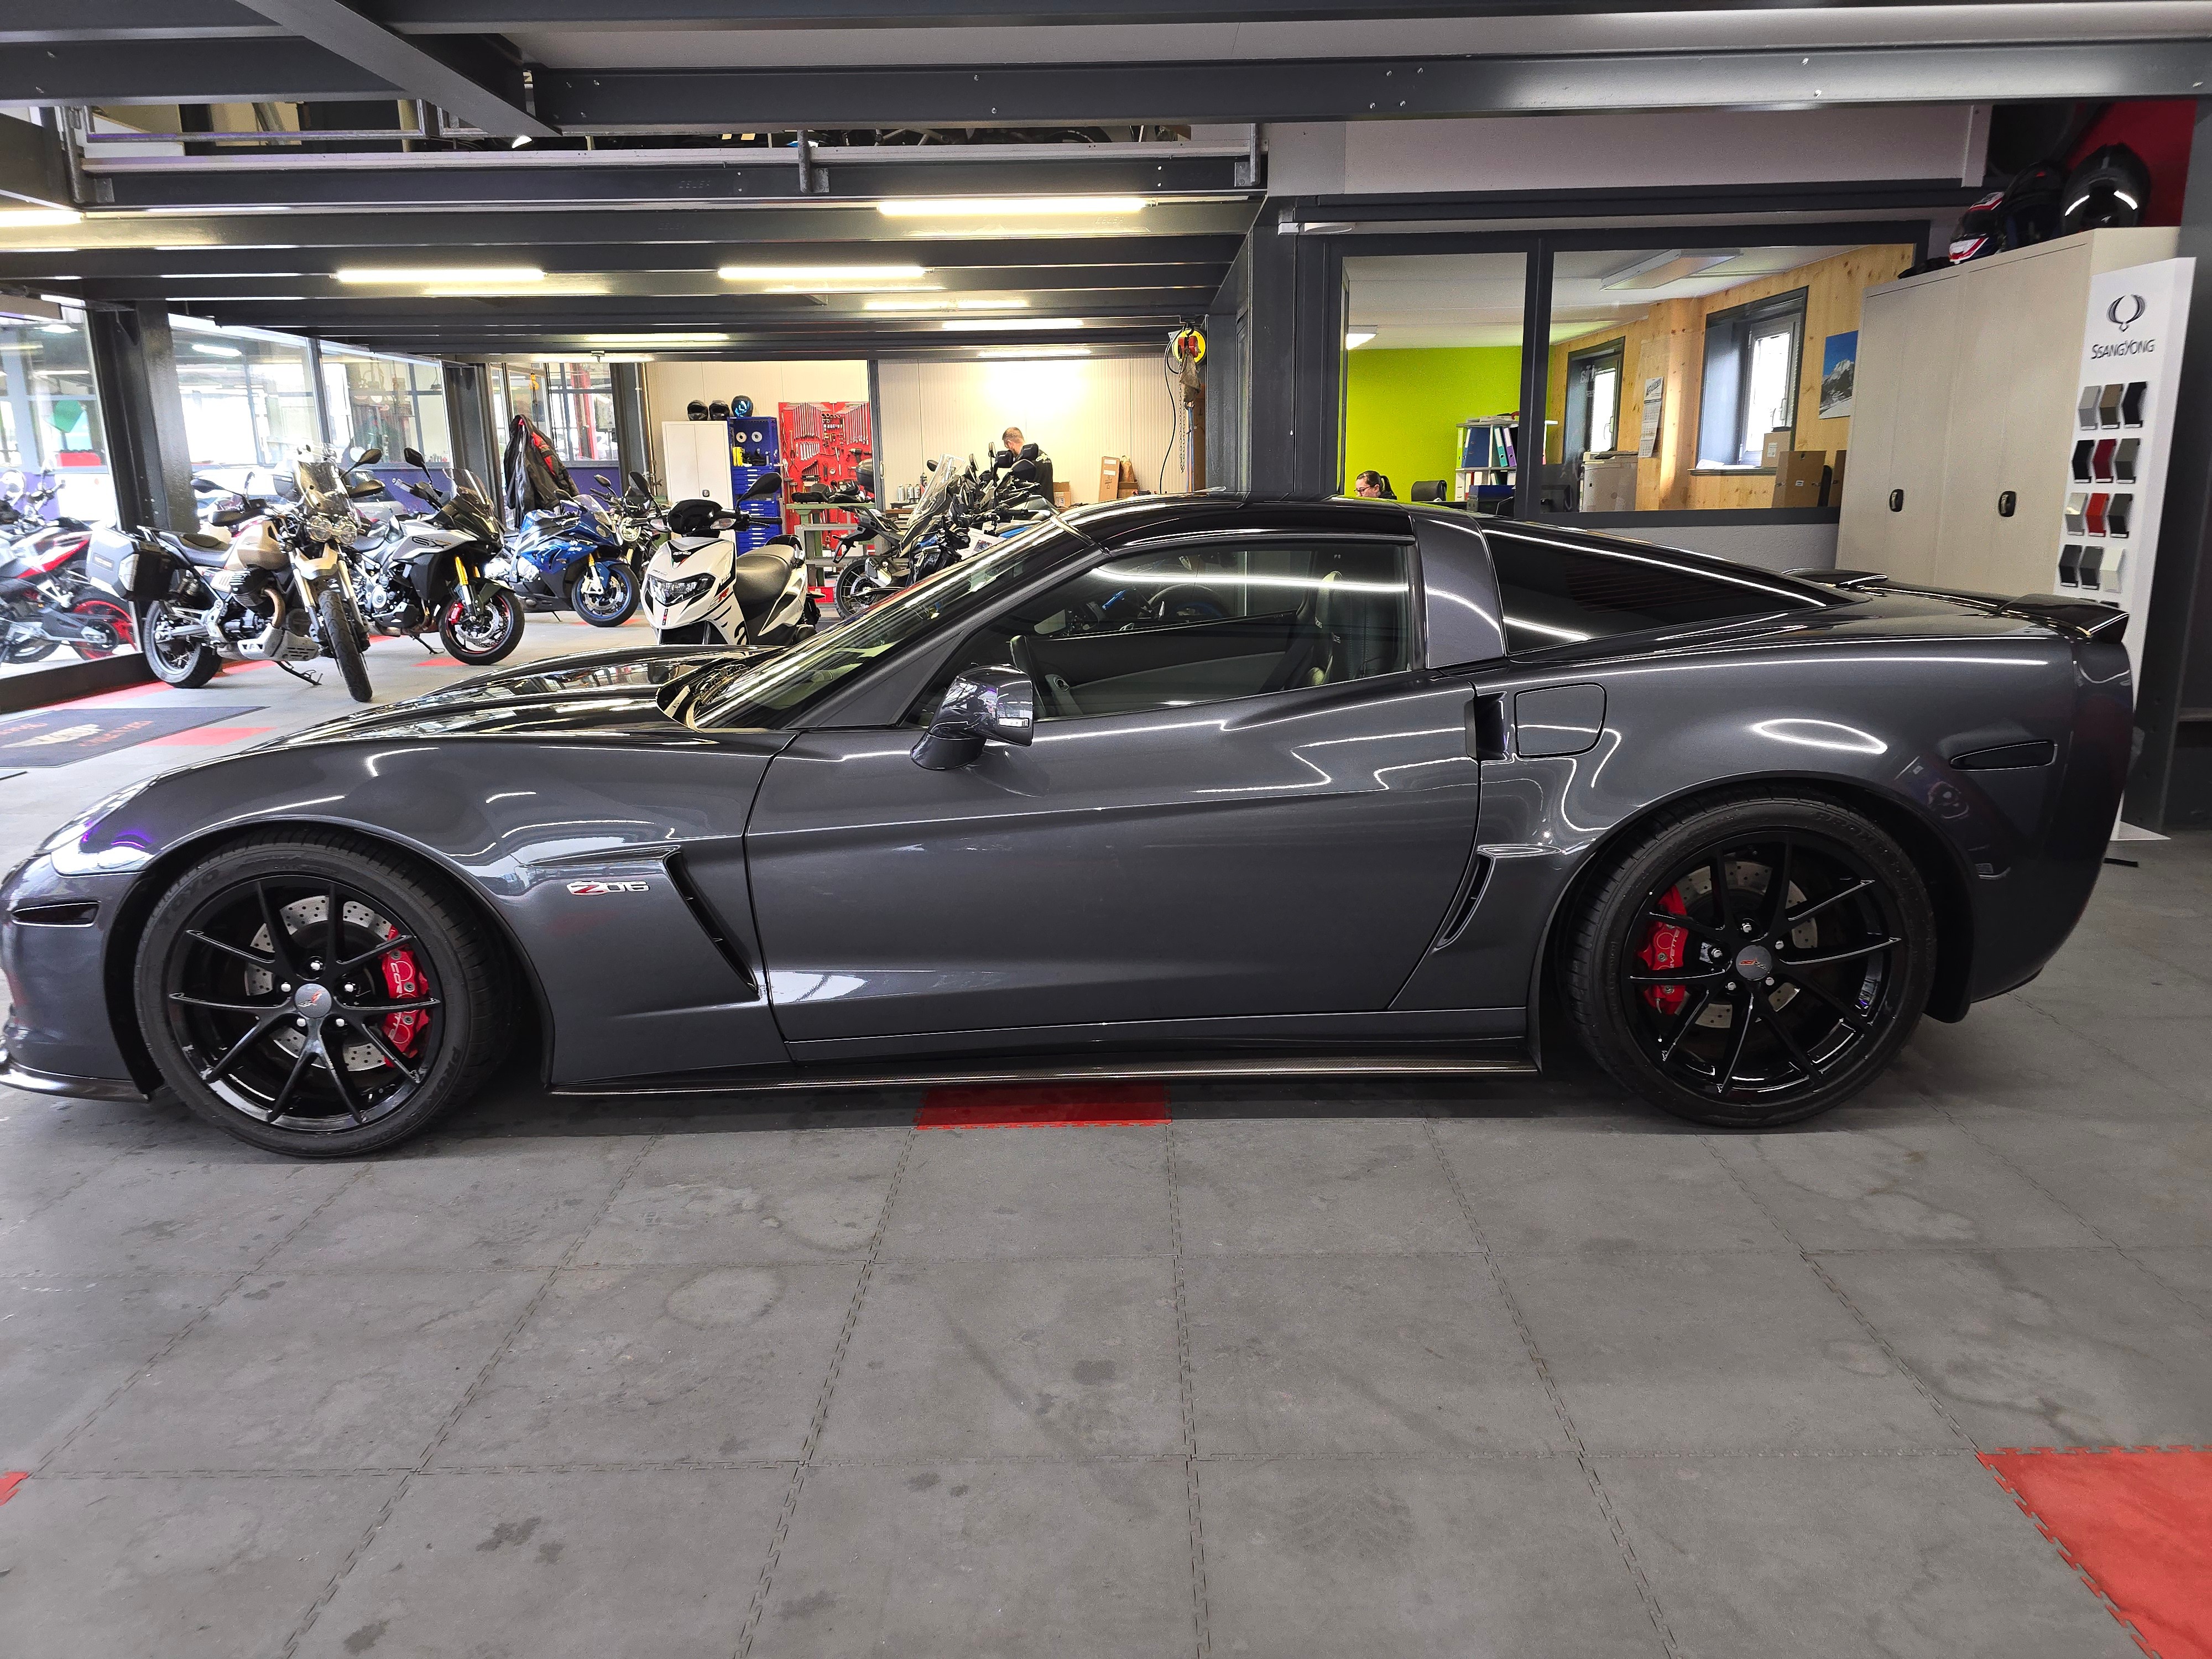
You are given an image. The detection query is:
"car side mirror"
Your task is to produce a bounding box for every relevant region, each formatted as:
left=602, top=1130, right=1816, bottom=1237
left=911, top=666, right=1036, bottom=770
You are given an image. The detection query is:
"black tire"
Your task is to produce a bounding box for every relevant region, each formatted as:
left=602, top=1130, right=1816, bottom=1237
left=142, top=599, right=221, bottom=688
left=319, top=585, right=373, bottom=703
left=132, top=831, right=515, bottom=1157
left=437, top=588, right=524, bottom=665
left=7, top=633, right=59, bottom=664
left=572, top=559, right=638, bottom=627
left=1563, top=792, right=1936, bottom=1129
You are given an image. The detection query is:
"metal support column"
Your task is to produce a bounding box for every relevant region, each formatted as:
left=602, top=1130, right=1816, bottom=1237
left=1244, top=205, right=1342, bottom=497
left=87, top=301, right=196, bottom=531
left=611, top=361, right=649, bottom=486
left=441, top=360, right=498, bottom=488
left=2128, top=100, right=2212, bottom=829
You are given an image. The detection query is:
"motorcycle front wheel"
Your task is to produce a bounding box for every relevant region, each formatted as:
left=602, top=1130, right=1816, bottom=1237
left=572, top=560, right=638, bottom=627
left=142, top=599, right=220, bottom=687
left=319, top=587, right=374, bottom=703
left=439, top=588, right=524, bottom=665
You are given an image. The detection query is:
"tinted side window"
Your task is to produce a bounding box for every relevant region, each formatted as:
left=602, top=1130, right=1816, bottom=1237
left=917, top=539, right=1413, bottom=722
left=1485, top=530, right=1798, bottom=653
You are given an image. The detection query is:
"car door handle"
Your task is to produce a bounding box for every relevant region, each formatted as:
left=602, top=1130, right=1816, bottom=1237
left=1466, top=692, right=1510, bottom=761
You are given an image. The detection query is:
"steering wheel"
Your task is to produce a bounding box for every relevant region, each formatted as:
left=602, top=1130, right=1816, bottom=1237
left=1143, top=584, right=1229, bottom=624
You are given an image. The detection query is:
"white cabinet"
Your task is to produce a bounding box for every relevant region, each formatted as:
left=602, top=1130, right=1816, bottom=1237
left=1839, top=227, right=2178, bottom=598
left=658, top=420, right=733, bottom=508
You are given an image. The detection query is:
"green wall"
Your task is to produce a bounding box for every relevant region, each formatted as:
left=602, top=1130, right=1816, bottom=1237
left=1342, top=346, right=1522, bottom=497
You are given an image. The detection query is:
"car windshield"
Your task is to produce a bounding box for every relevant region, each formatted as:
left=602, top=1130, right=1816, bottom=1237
left=662, top=519, right=1086, bottom=730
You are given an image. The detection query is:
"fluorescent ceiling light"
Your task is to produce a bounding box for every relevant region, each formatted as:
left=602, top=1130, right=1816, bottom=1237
left=532, top=352, right=648, bottom=362
left=335, top=266, right=544, bottom=285
left=1345, top=330, right=1376, bottom=349
left=878, top=197, right=1146, bottom=218
left=717, top=264, right=927, bottom=282
left=1598, top=249, right=1740, bottom=290
left=573, top=332, right=735, bottom=347
left=767, top=284, right=941, bottom=298
left=862, top=295, right=1026, bottom=313
left=38, top=322, right=74, bottom=336
left=977, top=346, right=1092, bottom=359
left=422, top=280, right=601, bottom=297
left=191, top=342, right=242, bottom=357
left=0, top=208, right=82, bottom=228
left=943, top=317, right=1082, bottom=332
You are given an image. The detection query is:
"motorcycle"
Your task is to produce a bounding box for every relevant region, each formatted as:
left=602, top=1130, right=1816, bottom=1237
left=643, top=473, right=813, bottom=648
left=348, top=447, right=524, bottom=666
left=490, top=484, right=648, bottom=627
left=831, top=447, right=1052, bottom=619
left=86, top=448, right=380, bottom=701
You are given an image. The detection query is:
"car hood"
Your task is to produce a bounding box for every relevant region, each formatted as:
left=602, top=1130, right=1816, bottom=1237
left=274, top=643, right=777, bottom=744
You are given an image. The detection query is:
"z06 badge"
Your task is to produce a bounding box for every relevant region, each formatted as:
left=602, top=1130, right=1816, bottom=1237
left=566, top=879, right=651, bottom=896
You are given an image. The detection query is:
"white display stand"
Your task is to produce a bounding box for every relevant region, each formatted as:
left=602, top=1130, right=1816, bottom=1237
left=2065, top=258, right=2193, bottom=676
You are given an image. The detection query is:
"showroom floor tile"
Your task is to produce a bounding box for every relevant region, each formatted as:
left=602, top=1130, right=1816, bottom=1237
left=1, top=672, right=2209, bottom=1656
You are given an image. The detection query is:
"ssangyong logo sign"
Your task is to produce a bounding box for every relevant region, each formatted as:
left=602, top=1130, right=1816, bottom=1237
left=2093, top=293, right=2158, bottom=361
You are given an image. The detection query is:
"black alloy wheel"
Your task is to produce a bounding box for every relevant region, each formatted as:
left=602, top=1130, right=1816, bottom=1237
left=1566, top=794, right=1935, bottom=1128
left=134, top=833, right=512, bottom=1155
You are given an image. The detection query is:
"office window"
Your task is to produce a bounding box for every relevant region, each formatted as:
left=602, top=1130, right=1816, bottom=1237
left=1699, top=288, right=1807, bottom=468
left=1563, top=341, right=1624, bottom=459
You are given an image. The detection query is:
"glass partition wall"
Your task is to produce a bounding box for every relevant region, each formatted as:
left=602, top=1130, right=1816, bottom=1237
left=1340, top=252, right=1530, bottom=511
left=1, top=307, right=116, bottom=527
left=1541, top=243, right=1916, bottom=518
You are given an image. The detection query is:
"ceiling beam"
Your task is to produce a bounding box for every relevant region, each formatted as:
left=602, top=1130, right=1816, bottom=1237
left=0, top=236, right=1244, bottom=281
left=232, top=1, right=556, bottom=137
left=0, top=38, right=395, bottom=103
left=0, top=110, right=71, bottom=210
left=363, top=0, right=2116, bottom=27
left=0, top=1, right=276, bottom=43
left=80, top=151, right=1246, bottom=211
left=539, top=39, right=2212, bottom=129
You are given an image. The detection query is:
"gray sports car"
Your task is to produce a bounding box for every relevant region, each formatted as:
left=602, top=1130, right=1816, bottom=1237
left=1, top=495, right=2130, bottom=1156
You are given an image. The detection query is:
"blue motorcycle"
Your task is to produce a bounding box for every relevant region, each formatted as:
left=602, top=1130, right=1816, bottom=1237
left=487, top=484, right=653, bottom=627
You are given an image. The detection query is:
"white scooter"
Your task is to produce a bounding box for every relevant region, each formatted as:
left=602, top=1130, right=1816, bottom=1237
left=643, top=473, right=813, bottom=648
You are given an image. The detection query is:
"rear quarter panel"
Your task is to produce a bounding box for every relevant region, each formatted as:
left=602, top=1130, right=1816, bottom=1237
left=1395, top=616, right=2116, bottom=1019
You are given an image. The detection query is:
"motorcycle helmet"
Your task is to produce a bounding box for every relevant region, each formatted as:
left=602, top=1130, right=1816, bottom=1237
left=686, top=400, right=708, bottom=421
left=1948, top=190, right=2007, bottom=264
left=731, top=395, right=754, bottom=417
left=992, top=449, right=1015, bottom=470
left=2062, top=144, right=2153, bottom=234
left=855, top=458, right=875, bottom=493
left=1999, top=159, right=2068, bottom=249
left=706, top=400, right=730, bottom=421
left=1020, top=442, right=1041, bottom=462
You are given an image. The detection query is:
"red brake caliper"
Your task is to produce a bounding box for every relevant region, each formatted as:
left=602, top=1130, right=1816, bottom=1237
left=379, top=945, right=427, bottom=1056
left=1637, top=887, right=1691, bottom=1015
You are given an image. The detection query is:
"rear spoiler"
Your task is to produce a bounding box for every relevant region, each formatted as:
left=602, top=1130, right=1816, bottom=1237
left=1790, top=569, right=2128, bottom=643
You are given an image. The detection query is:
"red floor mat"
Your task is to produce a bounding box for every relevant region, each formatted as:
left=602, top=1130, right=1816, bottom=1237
left=0, top=1472, right=24, bottom=1507
left=915, top=1083, right=1170, bottom=1129
left=144, top=724, right=274, bottom=747
left=1983, top=1448, right=2212, bottom=1659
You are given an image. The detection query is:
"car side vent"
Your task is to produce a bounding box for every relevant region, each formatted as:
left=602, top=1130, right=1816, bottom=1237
left=1431, top=855, right=1494, bottom=952
left=11, top=900, right=98, bottom=926
left=1952, top=740, right=2058, bottom=771
left=661, top=853, right=759, bottom=1000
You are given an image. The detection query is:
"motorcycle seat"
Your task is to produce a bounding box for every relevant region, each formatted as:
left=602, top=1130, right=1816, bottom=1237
left=180, top=530, right=229, bottom=551
left=728, top=549, right=796, bottom=607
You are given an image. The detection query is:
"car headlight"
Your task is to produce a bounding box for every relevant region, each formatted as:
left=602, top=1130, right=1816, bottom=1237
left=36, top=781, right=156, bottom=876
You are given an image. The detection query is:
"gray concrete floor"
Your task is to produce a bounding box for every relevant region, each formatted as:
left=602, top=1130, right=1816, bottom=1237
left=1, top=629, right=2208, bottom=1657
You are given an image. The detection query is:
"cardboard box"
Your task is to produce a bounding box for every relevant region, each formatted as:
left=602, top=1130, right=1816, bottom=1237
left=1098, top=457, right=1126, bottom=501
left=1115, top=456, right=1141, bottom=499
left=1827, top=450, right=1847, bottom=505
left=1052, top=482, right=1073, bottom=509
left=1759, top=427, right=1794, bottom=471
left=1772, top=449, right=1830, bottom=508
left=1578, top=453, right=1640, bottom=513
